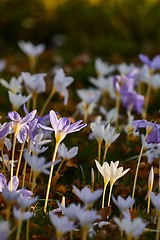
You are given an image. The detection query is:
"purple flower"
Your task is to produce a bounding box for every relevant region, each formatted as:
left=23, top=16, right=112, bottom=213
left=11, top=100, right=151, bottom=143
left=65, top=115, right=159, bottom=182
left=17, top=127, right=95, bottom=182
left=122, top=91, right=144, bottom=114
left=139, top=54, right=160, bottom=71
left=7, top=110, right=37, bottom=143
left=132, top=120, right=160, bottom=143
left=113, top=68, right=138, bottom=94
left=38, top=110, right=87, bottom=143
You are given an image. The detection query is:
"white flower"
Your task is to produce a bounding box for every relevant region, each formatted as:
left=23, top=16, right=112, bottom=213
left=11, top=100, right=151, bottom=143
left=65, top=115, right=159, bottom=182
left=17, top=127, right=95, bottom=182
left=8, top=91, right=31, bottom=110
left=99, top=106, right=117, bottom=123
left=49, top=213, right=75, bottom=235
left=150, top=192, right=160, bottom=213
left=95, top=58, right=115, bottom=76
left=103, top=123, right=120, bottom=149
left=29, top=133, right=51, bottom=155
left=22, top=72, right=46, bottom=95
left=112, top=195, right=135, bottom=218
left=77, top=88, right=101, bottom=104
left=18, top=41, right=45, bottom=57
left=0, top=76, right=23, bottom=93
left=114, top=216, right=146, bottom=239
left=75, top=208, right=101, bottom=229
left=90, top=120, right=105, bottom=144
left=13, top=207, right=33, bottom=220
left=116, top=63, right=136, bottom=75
left=57, top=202, right=84, bottom=220
left=58, top=143, right=78, bottom=160
left=109, top=161, right=130, bottom=186
left=72, top=185, right=102, bottom=206
left=95, top=160, right=110, bottom=186
left=53, top=68, right=74, bottom=105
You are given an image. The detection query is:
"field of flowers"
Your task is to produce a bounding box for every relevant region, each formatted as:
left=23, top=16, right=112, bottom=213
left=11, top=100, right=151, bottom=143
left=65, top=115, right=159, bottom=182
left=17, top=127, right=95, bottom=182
left=1, top=1, right=160, bottom=240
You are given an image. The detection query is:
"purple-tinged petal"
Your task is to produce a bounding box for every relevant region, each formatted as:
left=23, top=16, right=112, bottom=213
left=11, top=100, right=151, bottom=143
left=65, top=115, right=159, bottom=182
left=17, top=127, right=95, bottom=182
left=17, top=126, right=28, bottom=143
left=0, top=122, right=13, bottom=139
left=8, top=176, right=19, bottom=191
left=57, top=117, right=70, bottom=132
left=0, top=173, right=7, bottom=191
left=49, top=110, right=58, bottom=131
left=8, top=111, right=21, bottom=121
left=151, top=55, right=160, bottom=70
left=37, top=123, right=53, bottom=131
left=139, top=54, right=150, bottom=65
left=21, top=110, right=37, bottom=124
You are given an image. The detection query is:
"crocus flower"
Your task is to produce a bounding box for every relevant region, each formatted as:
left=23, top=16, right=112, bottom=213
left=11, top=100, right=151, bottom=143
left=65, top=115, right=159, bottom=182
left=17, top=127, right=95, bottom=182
left=0, top=76, right=23, bottom=93
left=39, top=110, right=87, bottom=144
left=0, top=220, right=10, bottom=240
left=112, top=195, right=135, bottom=218
left=121, top=91, right=144, bottom=114
left=0, top=153, right=17, bottom=171
left=57, top=202, right=84, bottom=220
left=22, top=72, right=46, bottom=95
left=95, top=58, right=115, bottom=76
left=53, top=68, right=74, bottom=105
left=72, top=185, right=102, bottom=207
left=7, top=110, right=37, bottom=143
left=58, top=143, right=78, bottom=160
left=139, top=54, right=160, bottom=71
left=13, top=207, right=33, bottom=220
left=18, top=41, right=45, bottom=58
left=49, top=213, right=75, bottom=239
left=114, top=216, right=146, bottom=240
left=8, top=91, right=31, bottom=111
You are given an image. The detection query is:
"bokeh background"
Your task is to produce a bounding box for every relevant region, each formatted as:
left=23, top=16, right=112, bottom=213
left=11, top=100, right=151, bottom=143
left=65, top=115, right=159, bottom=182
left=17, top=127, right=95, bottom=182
left=1, top=0, right=160, bottom=63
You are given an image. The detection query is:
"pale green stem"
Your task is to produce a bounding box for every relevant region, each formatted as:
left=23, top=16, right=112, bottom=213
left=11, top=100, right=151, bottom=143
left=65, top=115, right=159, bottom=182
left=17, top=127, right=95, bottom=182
left=28, top=169, right=33, bottom=189
left=147, top=192, right=151, bottom=214
left=32, top=92, right=37, bottom=110
left=103, top=145, right=109, bottom=163
left=40, top=88, right=56, bottom=116
left=22, top=160, right=27, bottom=189
left=108, top=183, right=113, bottom=206
left=144, top=83, right=152, bottom=118
left=131, top=136, right=146, bottom=204
left=102, top=183, right=107, bottom=208
left=82, top=227, right=88, bottom=240
left=56, top=159, right=65, bottom=174
left=98, top=140, right=102, bottom=163
left=115, top=93, right=120, bottom=131
left=156, top=213, right=160, bottom=240
left=31, top=172, right=38, bottom=192
left=44, top=140, right=60, bottom=213
left=29, top=56, right=36, bottom=73
left=10, top=135, right=17, bottom=191
left=1, top=149, right=6, bottom=174
left=16, top=141, right=25, bottom=177
left=82, top=102, right=88, bottom=123
left=16, top=210, right=24, bottom=240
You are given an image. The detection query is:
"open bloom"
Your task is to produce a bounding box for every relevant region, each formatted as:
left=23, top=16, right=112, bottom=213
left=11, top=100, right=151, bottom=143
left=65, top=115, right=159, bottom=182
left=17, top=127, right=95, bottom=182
left=49, top=213, right=75, bottom=237
left=114, top=216, right=146, bottom=239
left=122, top=91, right=144, bottom=114
left=109, top=161, right=130, bottom=186
left=95, top=58, right=115, bottom=76
left=139, top=54, right=160, bottom=71
left=0, top=76, right=23, bottom=93
left=18, top=41, right=45, bottom=57
left=58, top=143, right=78, bottom=160
left=112, top=195, right=135, bottom=218
left=39, top=110, right=87, bottom=143
left=8, top=91, right=31, bottom=110
left=72, top=185, right=102, bottom=206
left=22, top=72, right=46, bottom=95
left=53, top=68, right=74, bottom=105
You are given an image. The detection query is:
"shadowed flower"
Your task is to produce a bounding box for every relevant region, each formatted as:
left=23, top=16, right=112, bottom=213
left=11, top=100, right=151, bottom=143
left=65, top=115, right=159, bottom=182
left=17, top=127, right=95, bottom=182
left=53, top=68, right=74, bottom=105
left=95, top=58, right=115, bottom=76
left=0, top=220, right=10, bottom=240
left=58, top=143, right=78, bottom=160
left=49, top=213, right=75, bottom=239
left=114, top=216, right=146, bottom=240
left=112, top=195, right=135, bottom=218
left=8, top=91, right=31, bottom=111
left=122, top=91, right=144, bottom=114
left=57, top=202, right=84, bottom=220
left=13, top=207, right=33, bottom=220
left=139, top=54, right=160, bottom=71
left=22, top=72, right=46, bottom=95
left=0, top=76, right=23, bottom=94
left=18, top=41, right=45, bottom=57
left=72, top=185, right=102, bottom=206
